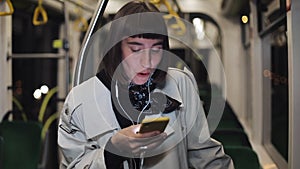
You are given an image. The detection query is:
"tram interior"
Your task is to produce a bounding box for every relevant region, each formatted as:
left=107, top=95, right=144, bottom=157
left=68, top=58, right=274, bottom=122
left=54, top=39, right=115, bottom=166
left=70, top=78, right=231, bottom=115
left=0, top=0, right=296, bottom=169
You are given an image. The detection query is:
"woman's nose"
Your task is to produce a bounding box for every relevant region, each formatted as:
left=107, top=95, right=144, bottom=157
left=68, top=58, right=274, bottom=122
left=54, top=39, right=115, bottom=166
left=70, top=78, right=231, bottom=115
left=141, top=49, right=151, bottom=68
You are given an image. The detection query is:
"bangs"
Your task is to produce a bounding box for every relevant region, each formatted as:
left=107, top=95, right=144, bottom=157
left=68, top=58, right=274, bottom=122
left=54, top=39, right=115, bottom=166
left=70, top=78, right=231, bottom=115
left=107, top=12, right=169, bottom=49
left=130, top=33, right=166, bottom=40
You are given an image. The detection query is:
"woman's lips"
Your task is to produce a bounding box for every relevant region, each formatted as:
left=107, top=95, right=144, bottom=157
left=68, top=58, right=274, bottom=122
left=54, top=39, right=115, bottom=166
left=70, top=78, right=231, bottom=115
left=132, top=72, right=151, bottom=84
left=137, top=72, right=150, bottom=77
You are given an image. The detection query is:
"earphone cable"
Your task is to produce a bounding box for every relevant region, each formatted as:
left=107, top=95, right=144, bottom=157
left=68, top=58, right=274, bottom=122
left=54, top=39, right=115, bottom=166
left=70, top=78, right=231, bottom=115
left=115, top=81, right=135, bottom=125
left=115, top=79, right=152, bottom=169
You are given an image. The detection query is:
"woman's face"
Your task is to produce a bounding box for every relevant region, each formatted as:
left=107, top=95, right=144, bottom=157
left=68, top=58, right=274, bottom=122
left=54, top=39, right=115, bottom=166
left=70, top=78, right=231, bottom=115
left=121, top=37, right=163, bottom=85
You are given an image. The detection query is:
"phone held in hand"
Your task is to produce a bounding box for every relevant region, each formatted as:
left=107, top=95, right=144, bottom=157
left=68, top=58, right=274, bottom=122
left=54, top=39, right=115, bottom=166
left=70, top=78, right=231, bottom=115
left=138, top=116, right=170, bottom=133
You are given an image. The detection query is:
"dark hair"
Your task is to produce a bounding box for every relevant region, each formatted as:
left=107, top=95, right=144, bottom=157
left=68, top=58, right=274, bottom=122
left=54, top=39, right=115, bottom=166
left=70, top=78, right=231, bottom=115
left=102, top=0, right=169, bottom=87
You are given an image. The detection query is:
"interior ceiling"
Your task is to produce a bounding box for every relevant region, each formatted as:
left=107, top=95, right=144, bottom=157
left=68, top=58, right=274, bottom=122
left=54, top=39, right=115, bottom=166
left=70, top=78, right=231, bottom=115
left=77, top=0, right=210, bottom=13
left=12, top=0, right=224, bottom=19
left=12, top=0, right=212, bottom=12
left=82, top=0, right=248, bottom=16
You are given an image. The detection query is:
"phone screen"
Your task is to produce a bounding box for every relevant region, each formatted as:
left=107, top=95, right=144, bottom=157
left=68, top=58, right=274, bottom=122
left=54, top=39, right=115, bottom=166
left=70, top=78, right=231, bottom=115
left=138, top=117, right=169, bottom=133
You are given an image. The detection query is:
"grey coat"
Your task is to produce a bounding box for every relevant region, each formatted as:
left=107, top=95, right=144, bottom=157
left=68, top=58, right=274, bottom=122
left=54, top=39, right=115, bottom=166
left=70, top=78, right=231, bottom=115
left=58, top=68, right=234, bottom=169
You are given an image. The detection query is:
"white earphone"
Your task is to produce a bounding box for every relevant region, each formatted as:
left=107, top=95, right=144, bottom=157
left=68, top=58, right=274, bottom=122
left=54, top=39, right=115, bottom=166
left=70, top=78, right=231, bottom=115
left=114, top=73, right=154, bottom=169
left=114, top=72, right=153, bottom=124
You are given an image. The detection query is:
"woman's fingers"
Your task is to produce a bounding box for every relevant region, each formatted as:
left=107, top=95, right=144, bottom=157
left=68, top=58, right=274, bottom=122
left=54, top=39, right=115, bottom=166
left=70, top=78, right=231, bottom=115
left=134, top=132, right=167, bottom=144
left=130, top=132, right=167, bottom=154
left=110, top=125, right=168, bottom=156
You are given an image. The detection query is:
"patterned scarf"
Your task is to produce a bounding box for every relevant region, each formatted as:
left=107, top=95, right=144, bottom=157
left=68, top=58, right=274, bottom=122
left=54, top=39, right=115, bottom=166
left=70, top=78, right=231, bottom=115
left=128, top=78, right=181, bottom=114
left=128, top=77, right=155, bottom=111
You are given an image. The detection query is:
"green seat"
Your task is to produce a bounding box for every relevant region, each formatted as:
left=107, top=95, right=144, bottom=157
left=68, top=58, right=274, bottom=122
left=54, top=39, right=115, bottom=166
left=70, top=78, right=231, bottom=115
left=222, top=103, right=239, bottom=120
left=225, top=146, right=260, bottom=169
left=0, top=121, right=42, bottom=169
left=212, top=130, right=252, bottom=148
left=216, top=118, right=244, bottom=131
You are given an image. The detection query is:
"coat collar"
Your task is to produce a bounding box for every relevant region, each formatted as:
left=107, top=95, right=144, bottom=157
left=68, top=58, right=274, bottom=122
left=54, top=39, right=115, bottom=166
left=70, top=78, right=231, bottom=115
left=153, top=73, right=183, bottom=108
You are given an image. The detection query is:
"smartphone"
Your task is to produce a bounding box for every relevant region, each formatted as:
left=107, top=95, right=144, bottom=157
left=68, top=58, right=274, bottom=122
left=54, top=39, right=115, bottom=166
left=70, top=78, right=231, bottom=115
left=138, top=116, right=170, bottom=133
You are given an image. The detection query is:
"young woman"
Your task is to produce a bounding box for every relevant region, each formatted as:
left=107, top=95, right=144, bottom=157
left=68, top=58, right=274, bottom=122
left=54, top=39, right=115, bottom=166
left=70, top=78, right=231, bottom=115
left=58, top=1, right=234, bottom=169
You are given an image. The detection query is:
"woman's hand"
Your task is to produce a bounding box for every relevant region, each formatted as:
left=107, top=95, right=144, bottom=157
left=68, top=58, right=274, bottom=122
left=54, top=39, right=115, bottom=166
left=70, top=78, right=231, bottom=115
left=110, top=124, right=167, bottom=156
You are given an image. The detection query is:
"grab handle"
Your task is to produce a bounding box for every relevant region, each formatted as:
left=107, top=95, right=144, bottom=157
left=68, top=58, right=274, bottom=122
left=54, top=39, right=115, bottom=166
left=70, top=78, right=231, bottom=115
left=149, top=0, right=186, bottom=35
left=74, top=16, right=89, bottom=31
left=32, top=0, right=48, bottom=25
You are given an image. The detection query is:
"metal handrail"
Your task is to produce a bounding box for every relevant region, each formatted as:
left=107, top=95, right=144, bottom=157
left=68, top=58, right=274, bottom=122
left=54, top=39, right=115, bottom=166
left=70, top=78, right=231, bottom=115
left=73, top=0, right=108, bottom=86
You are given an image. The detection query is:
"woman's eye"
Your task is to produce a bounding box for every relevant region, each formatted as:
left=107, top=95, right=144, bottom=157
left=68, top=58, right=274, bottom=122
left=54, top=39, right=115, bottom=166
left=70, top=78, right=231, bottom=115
left=129, top=47, right=162, bottom=53
left=130, top=48, right=141, bottom=52
left=151, top=48, right=162, bottom=54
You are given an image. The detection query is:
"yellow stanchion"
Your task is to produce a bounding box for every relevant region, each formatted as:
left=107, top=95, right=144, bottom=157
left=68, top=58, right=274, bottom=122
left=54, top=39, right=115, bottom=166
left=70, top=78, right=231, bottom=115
left=32, top=0, right=48, bottom=26
left=0, top=0, right=14, bottom=16
left=37, top=87, right=59, bottom=140
left=38, top=87, right=58, bottom=123
left=12, top=96, right=28, bottom=121
left=41, top=112, right=58, bottom=140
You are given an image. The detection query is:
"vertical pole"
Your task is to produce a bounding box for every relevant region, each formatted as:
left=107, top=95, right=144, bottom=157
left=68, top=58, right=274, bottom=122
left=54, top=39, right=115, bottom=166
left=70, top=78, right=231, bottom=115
left=73, top=0, right=108, bottom=86
left=0, top=11, right=12, bottom=119
left=288, top=1, right=300, bottom=169
left=63, top=1, right=70, bottom=94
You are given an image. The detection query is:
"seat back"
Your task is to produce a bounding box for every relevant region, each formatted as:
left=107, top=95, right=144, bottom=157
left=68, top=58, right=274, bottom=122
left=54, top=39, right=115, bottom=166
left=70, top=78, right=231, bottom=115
left=0, top=121, right=42, bottom=169
left=212, top=130, right=252, bottom=148
left=216, top=118, right=244, bottom=131
left=0, top=136, right=4, bottom=168
left=225, top=146, right=260, bottom=169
